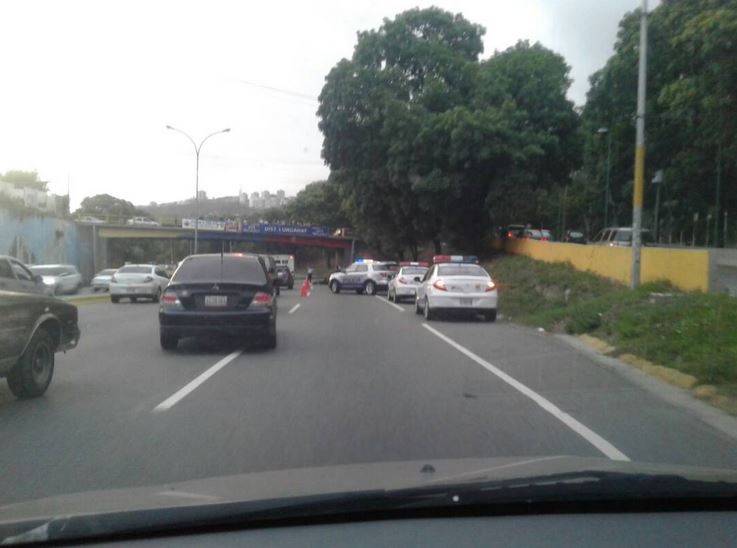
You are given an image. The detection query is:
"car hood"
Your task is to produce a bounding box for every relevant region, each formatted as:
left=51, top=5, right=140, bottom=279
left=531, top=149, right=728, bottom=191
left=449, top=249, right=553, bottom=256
left=2, top=455, right=737, bottom=541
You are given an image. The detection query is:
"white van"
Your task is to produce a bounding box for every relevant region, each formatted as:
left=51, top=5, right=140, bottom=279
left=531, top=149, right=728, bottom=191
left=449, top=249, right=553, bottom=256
left=272, top=254, right=295, bottom=273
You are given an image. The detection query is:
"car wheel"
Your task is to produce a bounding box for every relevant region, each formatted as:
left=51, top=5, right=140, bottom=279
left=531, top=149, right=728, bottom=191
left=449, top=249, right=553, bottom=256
left=330, top=280, right=341, bottom=294
left=365, top=281, right=376, bottom=296
left=153, top=288, right=161, bottom=303
left=130, top=297, right=137, bottom=303
left=7, top=328, right=55, bottom=398
left=111, top=296, right=119, bottom=304
left=423, top=297, right=435, bottom=321
left=484, top=309, right=497, bottom=322
left=415, top=297, right=422, bottom=315
left=160, top=332, right=179, bottom=350
left=288, top=283, right=293, bottom=290
left=264, top=322, right=277, bottom=349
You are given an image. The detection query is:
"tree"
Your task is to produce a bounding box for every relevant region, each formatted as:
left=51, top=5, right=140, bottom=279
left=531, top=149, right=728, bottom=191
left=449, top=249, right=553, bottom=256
left=1, top=170, right=47, bottom=191
left=75, top=194, right=149, bottom=222
left=285, top=180, right=350, bottom=228
left=318, top=8, right=580, bottom=255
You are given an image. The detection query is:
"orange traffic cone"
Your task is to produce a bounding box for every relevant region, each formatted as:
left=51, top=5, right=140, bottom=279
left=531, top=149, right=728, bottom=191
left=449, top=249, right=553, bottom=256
left=300, top=278, right=310, bottom=297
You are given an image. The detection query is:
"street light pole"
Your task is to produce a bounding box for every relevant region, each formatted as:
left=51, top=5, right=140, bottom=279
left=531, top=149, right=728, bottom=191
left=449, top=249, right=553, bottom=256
left=630, top=0, right=648, bottom=288
left=166, top=125, right=231, bottom=254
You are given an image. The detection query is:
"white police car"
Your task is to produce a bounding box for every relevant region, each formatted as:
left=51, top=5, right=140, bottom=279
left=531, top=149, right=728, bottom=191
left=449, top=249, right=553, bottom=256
left=328, top=259, right=395, bottom=296
left=387, top=262, right=429, bottom=302
left=415, top=255, right=498, bottom=321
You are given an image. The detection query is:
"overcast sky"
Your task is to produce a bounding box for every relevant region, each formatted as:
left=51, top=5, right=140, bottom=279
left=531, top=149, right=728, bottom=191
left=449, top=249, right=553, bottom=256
left=0, top=0, right=648, bottom=209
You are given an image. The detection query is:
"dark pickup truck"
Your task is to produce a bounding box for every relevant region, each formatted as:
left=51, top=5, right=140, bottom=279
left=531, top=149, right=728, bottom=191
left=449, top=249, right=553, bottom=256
left=0, top=291, right=80, bottom=398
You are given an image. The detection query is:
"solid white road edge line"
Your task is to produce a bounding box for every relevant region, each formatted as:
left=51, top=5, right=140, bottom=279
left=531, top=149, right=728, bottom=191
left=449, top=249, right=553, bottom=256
left=375, top=295, right=404, bottom=312
left=421, top=323, right=630, bottom=462
left=153, top=350, right=243, bottom=412
left=288, top=304, right=301, bottom=314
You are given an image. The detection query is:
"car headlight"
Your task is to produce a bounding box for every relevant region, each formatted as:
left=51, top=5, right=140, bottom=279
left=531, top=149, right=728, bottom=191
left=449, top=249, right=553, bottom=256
left=42, top=276, right=56, bottom=285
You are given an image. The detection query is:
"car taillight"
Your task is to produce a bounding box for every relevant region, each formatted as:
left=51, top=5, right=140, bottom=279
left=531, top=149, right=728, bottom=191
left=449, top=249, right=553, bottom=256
left=485, top=280, right=496, bottom=291
left=251, top=292, right=272, bottom=306
left=160, top=292, right=181, bottom=309
left=143, top=275, right=154, bottom=282
left=432, top=279, right=447, bottom=291
left=398, top=277, right=407, bottom=284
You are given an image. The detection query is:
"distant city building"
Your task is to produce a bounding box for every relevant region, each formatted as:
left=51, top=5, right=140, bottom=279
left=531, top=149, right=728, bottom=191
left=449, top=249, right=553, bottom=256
left=239, top=192, right=249, bottom=207
left=276, top=189, right=286, bottom=200
left=197, top=190, right=208, bottom=201
left=237, top=189, right=293, bottom=210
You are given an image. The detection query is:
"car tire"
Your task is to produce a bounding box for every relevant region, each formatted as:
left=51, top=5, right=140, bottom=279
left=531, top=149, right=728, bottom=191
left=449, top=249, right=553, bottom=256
left=111, top=296, right=119, bottom=304
left=153, top=288, right=161, bottom=303
left=365, top=281, right=376, bottom=296
left=288, top=283, right=293, bottom=290
left=330, top=280, right=341, bottom=294
left=423, top=297, right=435, bottom=321
left=484, top=309, right=497, bottom=323
left=7, top=328, right=55, bottom=398
left=160, top=332, right=179, bottom=350
left=264, top=321, right=277, bottom=349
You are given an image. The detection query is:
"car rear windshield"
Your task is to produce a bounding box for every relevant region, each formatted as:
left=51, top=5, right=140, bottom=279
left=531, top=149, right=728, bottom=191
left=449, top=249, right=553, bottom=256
left=118, top=266, right=152, bottom=274
left=31, top=266, right=74, bottom=276
left=173, top=256, right=267, bottom=284
left=438, top=264, right=488, bottom=277
left=401, top=267, right=427, bottom=276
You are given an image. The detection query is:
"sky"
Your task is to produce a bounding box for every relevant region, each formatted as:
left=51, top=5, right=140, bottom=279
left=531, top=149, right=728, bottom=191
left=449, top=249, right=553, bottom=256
left=0, top=0, right=649, bottom=209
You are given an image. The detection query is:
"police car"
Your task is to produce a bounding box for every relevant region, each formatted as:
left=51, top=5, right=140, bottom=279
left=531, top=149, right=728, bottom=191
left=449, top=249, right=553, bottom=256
left=415, top=255, right=498, bottom=321
left=328, top=259, right=395, bottom=296
left=387, top=262, right=429, bottom=303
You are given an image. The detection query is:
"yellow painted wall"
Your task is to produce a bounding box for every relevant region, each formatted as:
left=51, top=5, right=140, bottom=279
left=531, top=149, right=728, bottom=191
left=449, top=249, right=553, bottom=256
left=504, top=239, right=709, bottom=292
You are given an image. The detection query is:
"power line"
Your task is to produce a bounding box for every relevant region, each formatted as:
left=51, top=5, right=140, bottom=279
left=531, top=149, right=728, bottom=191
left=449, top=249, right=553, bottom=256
left=238, top=79, right=318, bottom=102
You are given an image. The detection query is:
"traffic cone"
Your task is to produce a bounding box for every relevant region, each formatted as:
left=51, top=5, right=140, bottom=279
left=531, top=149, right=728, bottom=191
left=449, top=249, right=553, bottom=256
left=300, top=278, right=310, bottom=297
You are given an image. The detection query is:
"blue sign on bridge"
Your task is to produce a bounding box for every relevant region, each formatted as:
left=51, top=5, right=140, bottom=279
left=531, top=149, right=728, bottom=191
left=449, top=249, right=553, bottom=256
left=241, top=223, right=330, bottom=237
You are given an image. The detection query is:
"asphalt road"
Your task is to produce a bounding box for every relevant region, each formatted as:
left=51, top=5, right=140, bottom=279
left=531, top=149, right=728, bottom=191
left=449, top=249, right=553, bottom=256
left=1, top=286, right=737, bottom=505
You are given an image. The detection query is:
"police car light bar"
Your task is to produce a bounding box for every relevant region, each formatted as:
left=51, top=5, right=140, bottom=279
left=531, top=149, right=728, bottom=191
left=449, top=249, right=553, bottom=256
left=399, top=261, right=429, bottom=267
left=432, top=255, right=479, bottom=264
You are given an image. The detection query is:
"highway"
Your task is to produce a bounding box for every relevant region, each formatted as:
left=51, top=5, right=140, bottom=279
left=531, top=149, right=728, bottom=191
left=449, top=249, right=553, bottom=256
left=1, top=286, right=737, bottom=506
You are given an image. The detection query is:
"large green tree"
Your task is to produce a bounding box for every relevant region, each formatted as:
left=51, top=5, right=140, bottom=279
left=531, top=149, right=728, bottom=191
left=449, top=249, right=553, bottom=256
left=318, top=8, right=580, bottom=255
left=75, top=194, right=149, bottom=222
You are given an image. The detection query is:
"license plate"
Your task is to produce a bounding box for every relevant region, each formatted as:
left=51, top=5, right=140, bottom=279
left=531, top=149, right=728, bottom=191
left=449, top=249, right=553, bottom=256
left=459, top=298, right=473, bottom=306
left=204, top=295, right=228, bottom=307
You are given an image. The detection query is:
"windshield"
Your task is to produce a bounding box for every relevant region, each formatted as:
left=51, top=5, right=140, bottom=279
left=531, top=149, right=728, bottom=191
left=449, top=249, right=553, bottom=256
left=117, top=266, right=151, bottom=274
left=173, top=256, right=266, bottom=284
left=437, top=265, right=488, bottom=277
left=2, top=0, right=737, bottom=541
left=30, top=266, right=73, bottom=276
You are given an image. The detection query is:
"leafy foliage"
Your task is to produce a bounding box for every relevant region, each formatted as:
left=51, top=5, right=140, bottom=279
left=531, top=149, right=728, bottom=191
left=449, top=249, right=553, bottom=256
left=75, top=194, right=149, bottom=222
left=318, top=8, right=580, bottom=256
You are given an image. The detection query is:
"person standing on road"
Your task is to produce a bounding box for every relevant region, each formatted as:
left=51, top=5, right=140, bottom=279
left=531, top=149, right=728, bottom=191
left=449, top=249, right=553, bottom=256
left=307, top=265, right=314, bottom=284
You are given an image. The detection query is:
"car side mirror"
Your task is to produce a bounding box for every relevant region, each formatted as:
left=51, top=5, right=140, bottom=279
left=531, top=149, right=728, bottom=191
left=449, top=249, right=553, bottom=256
left=33, top=274, right=43, bottom=284
left=414, top=276, right=421, bottom=282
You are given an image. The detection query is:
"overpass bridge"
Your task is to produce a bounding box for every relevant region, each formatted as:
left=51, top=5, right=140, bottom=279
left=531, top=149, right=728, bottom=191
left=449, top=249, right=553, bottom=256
left=78, top=222, right=358, bottom=278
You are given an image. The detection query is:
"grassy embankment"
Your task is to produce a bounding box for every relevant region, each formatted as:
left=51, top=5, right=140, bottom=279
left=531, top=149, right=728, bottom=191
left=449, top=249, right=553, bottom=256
left=486, top=255, right=737, bottom=396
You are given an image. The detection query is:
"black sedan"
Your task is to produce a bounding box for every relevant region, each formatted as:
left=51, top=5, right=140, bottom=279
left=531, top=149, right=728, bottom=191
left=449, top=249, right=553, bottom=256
left=0, top=290, right=80, bottom=398
left=158, top=254, right=278, bottom=350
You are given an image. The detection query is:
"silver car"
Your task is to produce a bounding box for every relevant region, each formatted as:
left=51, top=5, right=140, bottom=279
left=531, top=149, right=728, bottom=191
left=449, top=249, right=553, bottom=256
left=91, top=268, right=118, bottom=292
left=29, top=264, right=83, bottom=295
left=387, top=263, right=429, bottom=303
left=0, top=255, right=47, bottom=295
left=415, top=256, right=498, bottom=322
left=109, top=264, right=170, bottom=303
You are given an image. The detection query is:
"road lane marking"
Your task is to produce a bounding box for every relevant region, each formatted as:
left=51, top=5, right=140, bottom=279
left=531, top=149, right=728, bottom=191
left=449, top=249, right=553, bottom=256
left=153, top=350, right=243, bottom=412
left=422, top=324, right=630, bottom=462
left=288, top=304, right=301, bottom=314
left=375, top=295, right=404, bottom=311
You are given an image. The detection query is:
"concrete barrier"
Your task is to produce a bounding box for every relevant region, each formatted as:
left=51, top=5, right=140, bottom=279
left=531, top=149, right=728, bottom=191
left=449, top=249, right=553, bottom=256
left=505, top=239, right=710, bottom=292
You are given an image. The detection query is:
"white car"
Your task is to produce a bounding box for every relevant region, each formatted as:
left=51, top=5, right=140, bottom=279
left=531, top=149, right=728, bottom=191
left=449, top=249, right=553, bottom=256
left=90, top=268, right=118, bottom=292
left=29, top=264, right=83, bottom=295
left=126, top=216, right=160, bottom=226
left=387, top=262, right=429, bottom=303
left=76, top=215, right=105, bottom=224
left=415, top=256, right=498, bottom=322
left=109, top=264, right=170, bottom=303
left=328, top=260, right=396, bottom=296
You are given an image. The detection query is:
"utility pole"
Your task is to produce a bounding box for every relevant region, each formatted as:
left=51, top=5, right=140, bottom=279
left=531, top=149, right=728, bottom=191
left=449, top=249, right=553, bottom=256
left=630, top=0, right=648, bottom=288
